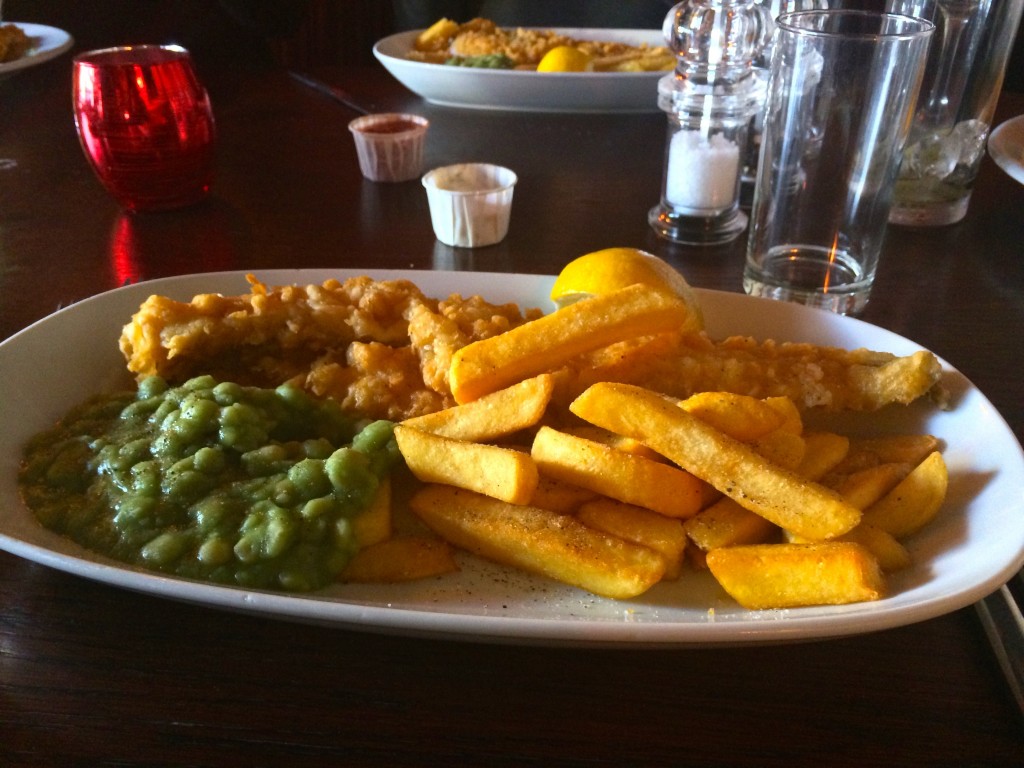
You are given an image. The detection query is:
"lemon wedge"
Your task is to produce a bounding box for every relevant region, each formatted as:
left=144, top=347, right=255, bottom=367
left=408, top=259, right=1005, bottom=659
left=550, top=247, right=704, bottom=331
left=536, top=46, right=593, bottom=72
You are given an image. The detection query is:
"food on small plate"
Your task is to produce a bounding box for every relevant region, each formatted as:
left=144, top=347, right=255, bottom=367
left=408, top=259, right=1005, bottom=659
left=0, top=23, right=31, bottom=63
left=407, top=17, right=674, bottom=72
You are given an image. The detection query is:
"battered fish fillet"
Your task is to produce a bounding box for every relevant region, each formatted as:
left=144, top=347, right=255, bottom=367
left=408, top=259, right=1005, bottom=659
left=567, top=331, right=945, bottom=412
left=119, top=275, right=542, bottom=421
left=120, top=276, right=943, bottom=423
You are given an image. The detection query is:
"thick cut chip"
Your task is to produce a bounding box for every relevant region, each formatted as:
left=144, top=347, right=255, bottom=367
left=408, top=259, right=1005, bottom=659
left=577, top=497, right=687, bottom=579
left=409, top=484, right=666, bottom=599
left=570, top=382, right=862, bottom=540
left=860, top=451, right=948, bottom=538
left=531, top=426, right=706, bottom=519
left=564, top=425, right=666, bottom=462
left=787, top=524, right=911, bottom=572
left=352, top=477, right=392, bottom=547
left=828, top=434, right=941, bottom=475
left=394, top=425, right=539, bottom=505
left=706, top=542, right=886, bottom=609
left=826, top=462, right=911, bottom=510
left=341, top=536, right=458, bottom=583
left=400, top=373, right=554, bottom=441
left=529, top=475, right=597, bottom=514
left=795, top=432, right=850, bottom=481
left=762, top=397, right=803, bottom=435
left=449, top=284, right=692, bottom=403
left=678, top=393, right=805, bottom=468
left=750, top=429, right=806, bottom=471
left=684, top=497, right=778, bottom=553
left=678, top=392, right=788, bottom=441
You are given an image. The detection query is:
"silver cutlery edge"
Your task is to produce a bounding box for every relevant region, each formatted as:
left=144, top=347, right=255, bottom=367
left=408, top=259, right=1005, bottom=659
left=975, top=570, right=1024, bottom=721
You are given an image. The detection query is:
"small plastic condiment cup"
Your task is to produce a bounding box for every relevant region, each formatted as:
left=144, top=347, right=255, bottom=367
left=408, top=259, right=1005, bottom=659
left=348, top=113, right=429, bottom=182
left=421, top=163, right=517, bottom=248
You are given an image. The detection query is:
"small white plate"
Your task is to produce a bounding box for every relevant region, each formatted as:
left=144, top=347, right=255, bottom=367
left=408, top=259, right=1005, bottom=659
left=373, top=28, right=666, bottom=113
left=1, top=269, right=1023, bottom=647
left=988, top=114, right=1024, bottom=186
left=0, top=23, right=73, bottom=80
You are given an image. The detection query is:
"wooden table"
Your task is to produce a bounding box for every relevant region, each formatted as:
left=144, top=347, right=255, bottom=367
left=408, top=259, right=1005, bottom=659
left=2, top=50, right=1022, bottom=766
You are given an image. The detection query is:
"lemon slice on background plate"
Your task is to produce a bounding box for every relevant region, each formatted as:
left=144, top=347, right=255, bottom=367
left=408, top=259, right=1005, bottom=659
left=550, top=247, right=704, bottom=331
left=536, top=46, right=593, bottom=72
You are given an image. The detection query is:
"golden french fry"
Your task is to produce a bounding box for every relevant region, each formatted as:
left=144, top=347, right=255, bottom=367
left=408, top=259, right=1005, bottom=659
left=827, top=462, right=911, bottom=510
left=577, top=497, right=687, bottom=579
left=401, top=373, right=554, bottom=441
left=679, top=393, right=805, bottom=468
left=409, top=484, right=666, bottom=599
left=762, top=396, right=803, bottom=435
left=788, top=524, right=912, bottom=572
left=570, top=382, right=862, bottom=540
left=846, top=525, right=912, bottom=572
left=351, top=477, right=392, bottom=547
left=683, top=496, right=778, bottom=555
left=563, top=425, right=666, bottom=462
left=529, top=475, right=597, bottom=514
left=678, top=392, right=787, bottom=441
left=750, top=428, right=806, bottom=471
left=829, top=434, right=940, bottom=475
left=860, top=451, right=948, bottom=538
left=394, top=425, right=538, bottom=505
left=341, top=536, right=459, bottom=583
left=449, top=284, right=693, bottom=404
left=531, top=425, right=706, bottom=519
left=795, top=432, right=850, bottom=481
left=706, top=542, right=886, bottom=609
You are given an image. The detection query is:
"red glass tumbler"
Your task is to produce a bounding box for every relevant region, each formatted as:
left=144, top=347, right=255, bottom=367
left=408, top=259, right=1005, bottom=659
left=73, top=45, right=216, bottom=212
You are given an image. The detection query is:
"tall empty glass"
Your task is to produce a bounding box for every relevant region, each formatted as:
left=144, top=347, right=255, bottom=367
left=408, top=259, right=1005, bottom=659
left=73, top=45, right=216, bottom=213
left=743, top=10, right=933, bottom=314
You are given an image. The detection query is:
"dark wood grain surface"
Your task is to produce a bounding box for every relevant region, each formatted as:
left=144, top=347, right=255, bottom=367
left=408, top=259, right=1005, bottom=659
left=1, top=43, right=1022, bottom=767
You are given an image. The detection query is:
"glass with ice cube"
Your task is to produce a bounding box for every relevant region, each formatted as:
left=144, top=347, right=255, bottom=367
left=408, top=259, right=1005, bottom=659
left=888, top=0, right=1024, bottom=227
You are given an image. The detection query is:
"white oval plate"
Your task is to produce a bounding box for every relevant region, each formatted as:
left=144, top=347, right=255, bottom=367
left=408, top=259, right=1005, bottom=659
left=2, top=269, right=1022, bottom=647
left=373, top=28, right=666, bottom=113
left=988, top=114, right=1024, bottom=186
left=0, top=23, right=73, bottom=80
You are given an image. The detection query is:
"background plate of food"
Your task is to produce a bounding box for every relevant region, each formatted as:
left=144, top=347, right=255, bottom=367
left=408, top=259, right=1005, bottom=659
left=373, top=26, right=671, bottom=113
left=1, top=269, right=1023, bottom=647
left=0, top=22, right=73, bottom=81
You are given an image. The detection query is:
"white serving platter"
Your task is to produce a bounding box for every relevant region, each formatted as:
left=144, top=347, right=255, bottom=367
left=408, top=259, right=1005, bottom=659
left=373, top=28, right=667, bottom=113
left=1, top=269, right=1022, bottom=647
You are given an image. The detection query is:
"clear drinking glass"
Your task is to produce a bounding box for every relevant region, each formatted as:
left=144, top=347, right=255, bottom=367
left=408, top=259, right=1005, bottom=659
left=73, top=45, right=216, bottom=212
left=743, top=10, right=934, bottom=314
left=887, top=0, right=1024, bottom=227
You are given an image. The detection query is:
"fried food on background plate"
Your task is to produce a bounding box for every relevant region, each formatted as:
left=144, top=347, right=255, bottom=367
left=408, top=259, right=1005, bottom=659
left=408, top=17, right=673, bottom=71
left=0, top=24, right=31, bottom=63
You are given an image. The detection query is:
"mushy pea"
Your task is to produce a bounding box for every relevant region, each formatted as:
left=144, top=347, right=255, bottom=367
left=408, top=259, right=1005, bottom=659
left=19, top=375, right=399, bottom=591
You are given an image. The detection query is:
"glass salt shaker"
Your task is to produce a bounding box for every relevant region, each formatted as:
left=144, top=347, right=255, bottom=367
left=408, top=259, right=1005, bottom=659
left=649, top=0, right=773, bottom=245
